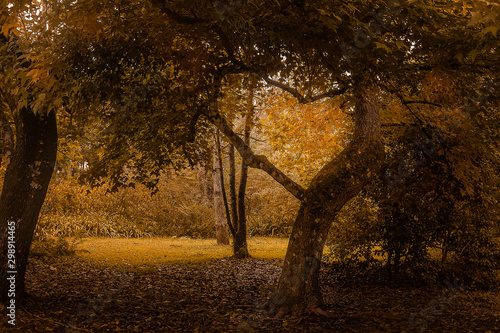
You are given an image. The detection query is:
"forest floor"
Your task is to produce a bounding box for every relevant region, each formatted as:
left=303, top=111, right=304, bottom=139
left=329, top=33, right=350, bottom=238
left=0, top=237, right=499, bottom=332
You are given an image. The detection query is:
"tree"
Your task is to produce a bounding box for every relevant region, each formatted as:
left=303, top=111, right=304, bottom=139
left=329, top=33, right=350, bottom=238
left=0, top=2, right=63, bottom=305
left=213, top=131, right=231, bottom=245
left=221, top=74, right=259, bottom=258
left=153, top=0, right=496, bottom=315
left=0, top=0, right=97, bottom=305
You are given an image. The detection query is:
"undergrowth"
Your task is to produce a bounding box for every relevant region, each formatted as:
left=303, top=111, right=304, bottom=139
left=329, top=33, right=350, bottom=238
left=30, top=235, right=81, bottom=258
left=37, top=169, right=298, bottom=239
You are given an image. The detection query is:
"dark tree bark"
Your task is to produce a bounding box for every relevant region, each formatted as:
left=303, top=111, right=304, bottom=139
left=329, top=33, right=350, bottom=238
left=266, top=79, right=385, bottom=316
left=0, top=107, right=58, bottom=306
left=0, top=106, right=14, bottom=167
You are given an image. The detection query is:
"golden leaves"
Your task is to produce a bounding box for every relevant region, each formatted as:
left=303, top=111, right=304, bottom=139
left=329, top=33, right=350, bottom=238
left=260, top=90, right=352, bottom=185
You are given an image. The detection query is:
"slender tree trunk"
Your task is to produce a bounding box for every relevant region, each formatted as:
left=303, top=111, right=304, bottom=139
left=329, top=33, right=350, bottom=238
left=196, top=162, right=212, bottom=206
left=233, top=109, right=253, bottom=259
left=0, top=107, right=58, bottom=306
left=213, top=133, right=230, bottom=245
left=267, top=78, right=385, bottom=316
left=0, top=106, right=14, bottom=167
left=228, top=145, right=238, bottom=226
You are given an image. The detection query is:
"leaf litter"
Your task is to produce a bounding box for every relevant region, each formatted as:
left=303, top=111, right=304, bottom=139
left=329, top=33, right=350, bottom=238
left=0, top=256, right=499, bottom=332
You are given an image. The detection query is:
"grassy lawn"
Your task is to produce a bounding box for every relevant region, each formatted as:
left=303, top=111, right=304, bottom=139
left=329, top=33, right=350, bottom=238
left=74, top=236, right=289, bottom=266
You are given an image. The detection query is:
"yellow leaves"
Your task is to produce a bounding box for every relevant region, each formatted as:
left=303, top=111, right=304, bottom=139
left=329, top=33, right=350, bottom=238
left=467, top=1, right=500, bottom=41
left=1, top=22, right=19, bottom=37
left=260, top=90, right=352, bottom=184
left=394, top=40, right=407, bottom=50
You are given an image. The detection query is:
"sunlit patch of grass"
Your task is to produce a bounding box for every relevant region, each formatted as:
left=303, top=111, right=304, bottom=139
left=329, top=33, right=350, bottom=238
left=246, top=237, right=288, bottom=260
left=74, top=236, right=289, bottom=267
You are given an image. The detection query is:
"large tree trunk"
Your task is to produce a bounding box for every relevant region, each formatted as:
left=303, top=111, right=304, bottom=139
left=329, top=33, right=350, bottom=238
left=205, top=74, right=383, bottom=315
left=0, top=107, right=58, bottom=307
left=267, top=79, right=385, bottom=316
left=213, top=133, right=230, bottom=245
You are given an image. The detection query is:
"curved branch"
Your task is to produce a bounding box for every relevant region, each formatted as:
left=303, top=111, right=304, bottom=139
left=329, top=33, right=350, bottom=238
left=203, top=104, right=306, bottom=201
left=262, top=74, right=346, bottom=104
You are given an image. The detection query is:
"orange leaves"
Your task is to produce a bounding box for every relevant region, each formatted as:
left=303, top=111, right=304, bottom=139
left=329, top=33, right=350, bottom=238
left=260, top=90, right=352, bottom=185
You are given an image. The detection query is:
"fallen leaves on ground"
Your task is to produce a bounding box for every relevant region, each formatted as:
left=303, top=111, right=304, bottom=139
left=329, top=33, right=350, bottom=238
left=0, top=257, right=499, bottom=332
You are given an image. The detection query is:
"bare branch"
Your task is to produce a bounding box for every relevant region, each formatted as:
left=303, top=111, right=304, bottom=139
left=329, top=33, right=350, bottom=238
left=402, top=100, right=442, bottom=107
left=262, top=74, right=346, bottom=104
left=381, top=123, right=418, bottom=127
left=204, top=103, right=306, bottom=201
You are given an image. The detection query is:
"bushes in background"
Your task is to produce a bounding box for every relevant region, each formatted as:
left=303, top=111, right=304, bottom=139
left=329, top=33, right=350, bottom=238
left=37, top=168, right=298, bottom=239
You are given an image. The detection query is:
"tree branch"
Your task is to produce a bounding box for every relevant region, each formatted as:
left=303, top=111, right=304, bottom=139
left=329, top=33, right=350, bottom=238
left=381, top=123, right=418, bottom=127
left=151, top=1, right=210, bottom=24
left=215, top=26, right=240, bottom=65
left=402, top=100, right=442, bottom=107
left=204, top=101, right=306, bottom=201
left=261, top=74, right=347, bottom=104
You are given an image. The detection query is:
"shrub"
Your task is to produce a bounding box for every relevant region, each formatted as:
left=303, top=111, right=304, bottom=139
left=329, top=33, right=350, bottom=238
left=30, top=235, right=80, bottom=258
left=38, top=170, right=215, bottom=238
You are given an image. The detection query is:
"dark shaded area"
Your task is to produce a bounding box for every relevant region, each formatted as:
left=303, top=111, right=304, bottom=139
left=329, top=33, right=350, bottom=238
left=1, top=257, right=498, bottom=332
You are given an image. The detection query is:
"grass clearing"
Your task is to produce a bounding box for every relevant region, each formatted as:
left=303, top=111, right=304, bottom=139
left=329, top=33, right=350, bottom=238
left=74, top=236, right=289, bottom=267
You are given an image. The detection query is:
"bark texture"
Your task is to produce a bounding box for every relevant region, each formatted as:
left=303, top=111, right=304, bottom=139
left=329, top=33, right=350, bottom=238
left=267, top=78, right=385, bottom=316
left=0, top=107, right=58, bottom=306
left=212, top=133, right=230, bottom=245
left=196, top=162, right=212, bottom=206
left=232, top=110, right=253, bottom=259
